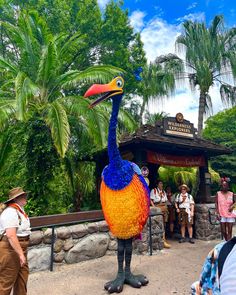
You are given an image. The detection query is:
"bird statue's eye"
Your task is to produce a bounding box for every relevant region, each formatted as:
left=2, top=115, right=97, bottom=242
left=116, top=79, right=123, bottom=88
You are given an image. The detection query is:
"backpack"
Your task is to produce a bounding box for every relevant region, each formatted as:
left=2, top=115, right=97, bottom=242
left=218, top=237, right=236, bottom=278
left=176, top=193, right=190, bottom=204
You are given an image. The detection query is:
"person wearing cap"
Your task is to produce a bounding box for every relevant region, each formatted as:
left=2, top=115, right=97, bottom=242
left=150, top=180, right=171, bottom=248
left=175, top=184, right=195, bottom=244
left=0, top=187, right=31, bottom=295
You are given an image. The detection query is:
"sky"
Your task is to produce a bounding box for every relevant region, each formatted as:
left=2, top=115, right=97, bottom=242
left=97, top=0, right=236, bottom=127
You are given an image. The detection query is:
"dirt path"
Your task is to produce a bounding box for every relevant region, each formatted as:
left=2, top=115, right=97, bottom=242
left=28, top=239, right=221, bottom=295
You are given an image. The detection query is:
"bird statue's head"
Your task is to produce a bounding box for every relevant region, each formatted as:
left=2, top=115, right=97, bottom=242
left=84, top=76, right=124, bottom=108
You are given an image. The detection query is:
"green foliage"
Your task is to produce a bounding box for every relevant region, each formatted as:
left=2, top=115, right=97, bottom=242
left=158, top=165, right=220, bottom=197
left=158, top=166, right=197, bottom=195
left=0, top=0, right=145, bottom=215
left=175, top=15, right=236, bottom=133
left=138, top=59, right=182, bottom=125
left=0, top=122, right=27, bottom=200
left=0, top=10, right=123, bottom=157
left=99, top=0, right=146, bottom=94
left=144, top=111, right=168, bottom=125
left=203, top=107, right=236, bottom=186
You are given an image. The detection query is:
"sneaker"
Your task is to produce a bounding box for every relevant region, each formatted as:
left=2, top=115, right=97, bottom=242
left=189, top=238, right=195, bottom=244
left=179, top=238, right=186, bottom=243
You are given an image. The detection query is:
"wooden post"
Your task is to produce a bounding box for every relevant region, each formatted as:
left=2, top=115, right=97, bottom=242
left=197, top=158, right=212, bottom=203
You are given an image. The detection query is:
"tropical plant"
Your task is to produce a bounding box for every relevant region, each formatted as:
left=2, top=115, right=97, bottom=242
left=158, top=166, right=197, bottom=195
left=0, top=10, right=140, bottom=215
left=138, top=59, right=182, bottom=125
left=158, top=165, right=220, bottom=197
left=0, top=10, right=123, bottom=158
left=144, top=111, right=169, bottom=125
left=99, top=1, right=147, bottom=95
left=164, top=15, right=236, bottom=135
left=203, top=106, right=236, bottom=185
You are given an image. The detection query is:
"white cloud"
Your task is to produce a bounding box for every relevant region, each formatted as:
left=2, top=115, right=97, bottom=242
left=187, top=2, right=198, bottom=10
left=177, top=12, right=205, bottom=23
left=129, top=12, right=229, bottom=127
left=154, top=6, right=164, bottom=17
left=97, top=0, right=109, bottom=9
left=140, top=17, right=180, bottom=62
left=130, top=10, right=146, bottom=32
left=147, top=85, right=227, bottom=128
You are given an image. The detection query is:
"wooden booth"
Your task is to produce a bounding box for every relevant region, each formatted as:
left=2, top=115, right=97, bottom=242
left=94, top=113, right=231, bottom=203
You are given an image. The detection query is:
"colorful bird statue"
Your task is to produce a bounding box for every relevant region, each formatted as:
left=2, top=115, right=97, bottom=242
left=84, top=76, right=150, bottom=293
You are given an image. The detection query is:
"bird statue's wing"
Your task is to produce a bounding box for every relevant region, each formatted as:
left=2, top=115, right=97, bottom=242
left=130, top=162, right=150, bottom=197
left=130, top=162, right=142, bottom=175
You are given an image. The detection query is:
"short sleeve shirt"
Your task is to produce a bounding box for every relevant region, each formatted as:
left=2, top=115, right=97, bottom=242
left=0, top=207, right=31, bottom=237
left=175, top=193, right=194, bottom=209
left=150, top=188, right=167, bottom=203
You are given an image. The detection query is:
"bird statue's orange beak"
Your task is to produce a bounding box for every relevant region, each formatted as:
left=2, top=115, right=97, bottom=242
left=84, top=76, right=124, bottom=108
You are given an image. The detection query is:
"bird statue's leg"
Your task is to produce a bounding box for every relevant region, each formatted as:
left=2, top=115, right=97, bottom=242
left=104, top=239, right=125, bottom=293
left=124, top=238, right=149, bottom=288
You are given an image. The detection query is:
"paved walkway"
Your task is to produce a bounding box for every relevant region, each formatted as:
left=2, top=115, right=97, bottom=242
left=28, top=239, right=221, bottom=295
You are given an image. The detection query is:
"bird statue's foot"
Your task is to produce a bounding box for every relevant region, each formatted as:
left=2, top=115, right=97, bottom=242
left=104, top=272, right=125, bottom=294
left=124, top=271, right=149, bottom=288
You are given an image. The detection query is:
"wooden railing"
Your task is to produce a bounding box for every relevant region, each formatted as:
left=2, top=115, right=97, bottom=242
left=30, top=210, right=104, bottom=229
left=29, top=210, right=163, bottom=271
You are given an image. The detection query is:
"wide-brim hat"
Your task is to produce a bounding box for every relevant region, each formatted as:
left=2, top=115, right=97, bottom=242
left=178, top=184, right=190, bottom=192
left=4, top=187, right=27, bottom=204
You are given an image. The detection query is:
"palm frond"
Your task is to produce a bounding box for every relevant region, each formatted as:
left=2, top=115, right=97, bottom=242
left=15, top=72, right=39, bottom=120
left=118, top=105, right=137, bottom=133
left=0, top=99, right=16, bottom=129
left=65, top=95, right=109, bottom=148
left=36, top=41, right=58, bottom=89
left=59, top=65, right=124, bottom=88
left=0, top=56, right=18, bottom=74
left=56, top=33, right=85, bottom=64
left=220, top=84, right=236, bottom=107
left=45, top=101, right=70, bottom=157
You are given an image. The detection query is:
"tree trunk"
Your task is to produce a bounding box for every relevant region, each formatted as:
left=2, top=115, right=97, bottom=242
left=139, top=99, right=146, bottom=126
left=73, top=187, right=82, bottom=212
left=197, top=91, right=206, bottom=136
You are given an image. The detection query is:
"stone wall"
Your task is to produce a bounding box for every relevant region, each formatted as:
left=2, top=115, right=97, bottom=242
left=28, top=207, right=164, bottom=272
left=194, top=203, right=221, bottom=240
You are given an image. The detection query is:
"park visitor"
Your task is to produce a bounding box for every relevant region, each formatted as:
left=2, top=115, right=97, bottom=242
left=0, top=187, right=31, bottom=295
left=166, top=186, right=176, bottom=239
left=175, top=184, right=195, bottom=244
left=215, top=177, right=236, bottom=241
left=191, top=236, right=236, bottom=295
left=150, top=180, right=171, bottom=248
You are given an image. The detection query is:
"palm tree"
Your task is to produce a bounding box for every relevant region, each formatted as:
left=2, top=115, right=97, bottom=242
left=138, top=59, right=182, bottom=125
left=158, top=165, right=220, bottom=197
left=144, top=111, right=168, bottom=125
left=159, top=166, right=197, bottom=194
left=0, top=11, right=123, bottom=158
left=168, top=15, right=236, bottom=135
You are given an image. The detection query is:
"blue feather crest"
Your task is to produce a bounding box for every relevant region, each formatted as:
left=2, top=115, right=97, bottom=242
left=134, top=67, right=143, bottom=81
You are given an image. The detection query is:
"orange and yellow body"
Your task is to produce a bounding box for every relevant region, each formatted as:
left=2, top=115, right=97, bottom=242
left=100, top=174, right=149, bottom=239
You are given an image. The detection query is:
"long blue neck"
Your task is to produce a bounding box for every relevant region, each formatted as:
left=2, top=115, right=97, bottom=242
left=108, top=95, right=122, bottom=166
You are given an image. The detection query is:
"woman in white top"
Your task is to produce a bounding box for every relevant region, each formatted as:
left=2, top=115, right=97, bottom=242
left=175, top=184, right=195, bottom=244
left=0, top=187, right=31, bottom=295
